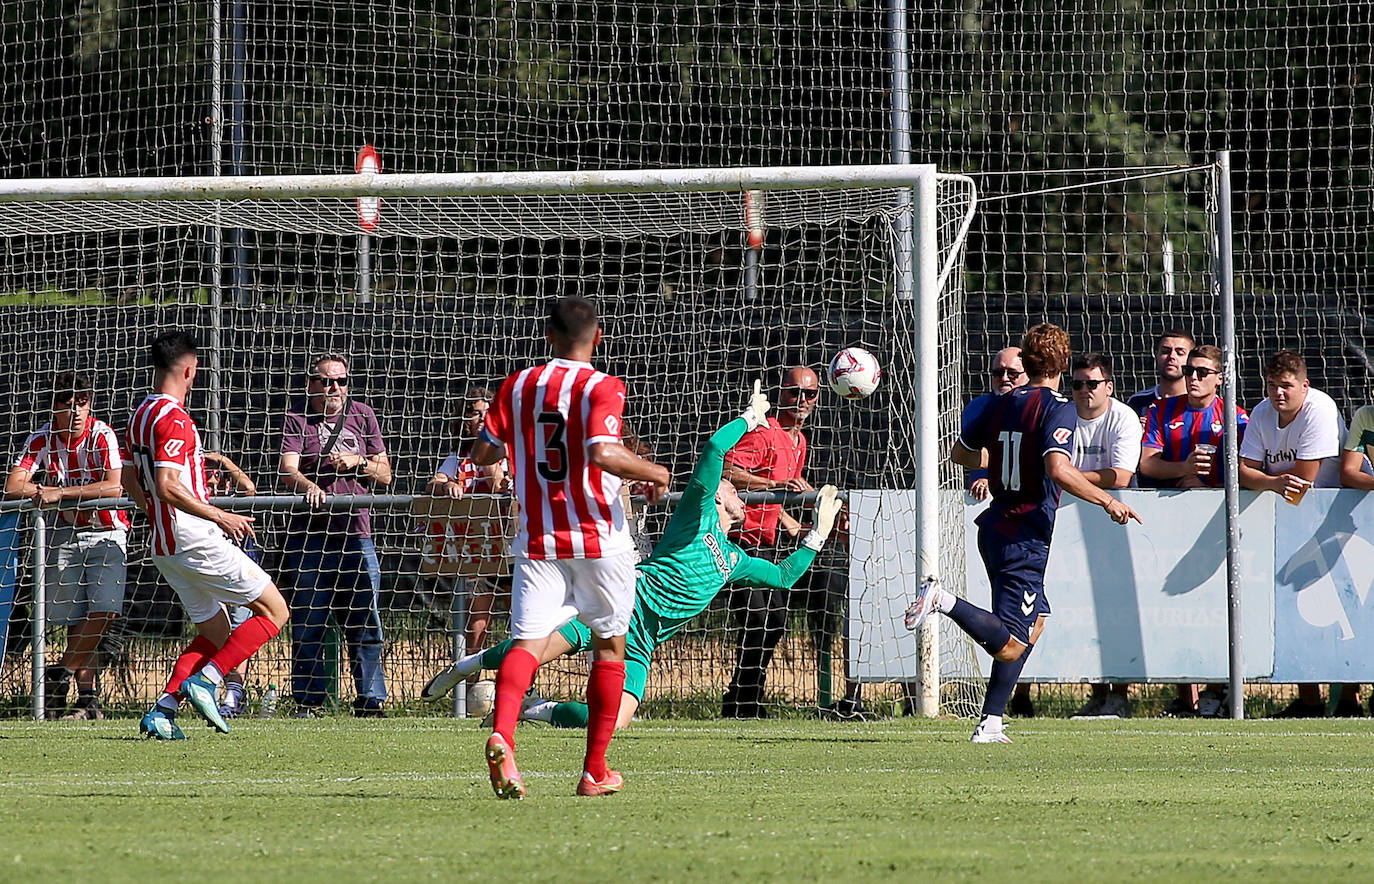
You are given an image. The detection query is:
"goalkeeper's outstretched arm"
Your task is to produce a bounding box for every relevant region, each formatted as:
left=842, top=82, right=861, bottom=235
left=683, top=380, right=772, bottom=500
left=728, top=485, right=843, bottom=589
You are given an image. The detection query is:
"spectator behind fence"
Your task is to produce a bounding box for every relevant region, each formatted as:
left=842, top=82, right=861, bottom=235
left=1064, top=353, right=1142, bottom=720
left=424, top=385, right=510, bottom=656
left=721, top=366, right=870, bottom=720
left=5, top=371, right=130, bottom=720
left=1127, top=329, right=1195, bottom=488
left=203, top=451, right=260, bottom=719
left=1138, top=345, right=1249, bottom=717
left=278, top=352, right=393, bottom=718
left=1238, top=349, right=1361, bottom=718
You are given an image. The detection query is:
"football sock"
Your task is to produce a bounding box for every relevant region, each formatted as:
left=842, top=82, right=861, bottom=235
left=519, top=698, right=557, bottom=723
left=550, top=701, right=590, bottom=729
left=200, top=662, right=225, bottom=685
left=584, top=660, right=625, bottom=780
left=934, top=587, right=958, bottom=614
left=165, top=635, right=220, bottom=696
left=205, top=616, right=281, bottom=680
left=155, top=693, right=179, bottom=713
left=492, top=648, right=539, bottom=747
left=982, top=644, right=1032, bottom=719
left=947, top=597, right=1013, bottom=656
left=479, top=640, right=513, bottom=672
left=979, top=714, right=1004, bottom=732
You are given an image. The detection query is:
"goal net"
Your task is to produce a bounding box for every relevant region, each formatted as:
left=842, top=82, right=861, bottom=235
left=0, top=166, right=980, bottom=719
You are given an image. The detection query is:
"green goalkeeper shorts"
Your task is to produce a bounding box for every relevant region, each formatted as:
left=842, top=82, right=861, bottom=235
left=557, top=606, right=688, bottom=701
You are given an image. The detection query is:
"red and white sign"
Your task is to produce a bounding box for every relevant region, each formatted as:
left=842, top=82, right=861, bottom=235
left=356, top=145, right=381, bottom=232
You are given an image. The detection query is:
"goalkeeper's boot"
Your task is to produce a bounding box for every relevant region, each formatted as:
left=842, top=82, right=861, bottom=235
left=904, top=576, right=942, bottom=632
left=576, top=769, right=624, bottom=797
left=485, top=733, right=525, bottom=800
left=180, top=673, right=231, bottom=734
left=139, top=706, right=187, bottom=741
left=422, top=664, right=464, bottom=700
left=483, top=687, right=544, bottom=729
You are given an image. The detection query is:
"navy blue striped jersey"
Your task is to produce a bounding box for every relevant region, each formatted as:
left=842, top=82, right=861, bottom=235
left=960, top=385, right=1078, bottom=543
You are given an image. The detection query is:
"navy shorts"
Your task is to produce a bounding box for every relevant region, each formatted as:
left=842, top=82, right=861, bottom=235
left=976, top=527, right=1051, bottom=645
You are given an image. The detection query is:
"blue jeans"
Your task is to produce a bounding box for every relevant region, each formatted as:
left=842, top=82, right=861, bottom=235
left=286, top=534, right=387, bottom=708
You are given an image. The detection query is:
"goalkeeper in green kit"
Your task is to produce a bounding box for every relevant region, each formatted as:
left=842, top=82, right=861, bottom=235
left=422, top=381, right=844, bottom=729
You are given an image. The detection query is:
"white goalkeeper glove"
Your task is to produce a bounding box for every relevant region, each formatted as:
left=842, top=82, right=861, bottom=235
left=802, top=484, right=842, bottom=551
left=740, top=378, right=771, bottom=430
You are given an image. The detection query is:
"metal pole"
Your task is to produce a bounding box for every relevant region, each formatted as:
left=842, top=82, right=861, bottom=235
left=450, top=578, right=468, bottom=718
left=207, top=0, right=225, bottom=453
left=230, top=0, right=249, bottom=306
left=358, top=233, right=372, bottom=303
left=30, top=512, right=47, bottom=722
left=1215, top=150, right=1244, bottom=720
left=890, top=0, right=937, bottom=716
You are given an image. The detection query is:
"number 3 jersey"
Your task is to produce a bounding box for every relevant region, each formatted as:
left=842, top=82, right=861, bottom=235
left=959, top=385, right=1078, bottom=544
left=482, top=357, right=631, bottom=560
left=127, top=393, right=220, bottom=556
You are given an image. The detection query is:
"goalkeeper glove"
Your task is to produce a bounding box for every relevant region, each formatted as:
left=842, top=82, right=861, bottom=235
left=802, top=484, right=841, bottom=551
left=740, top=379, right=771, bottom=430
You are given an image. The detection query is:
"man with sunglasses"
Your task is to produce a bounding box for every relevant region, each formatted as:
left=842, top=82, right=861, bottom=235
left=720, top=366, right=868, bottom=719
left=6, top=371, right=130, bottom=719
left=279, top=352, right=392, bottom=718
left=1138, top=345, right=1249, bottom=717
left=1065, top=353, right=1143, bottom=720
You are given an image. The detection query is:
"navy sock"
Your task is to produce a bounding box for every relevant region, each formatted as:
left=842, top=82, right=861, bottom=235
left=947, top=597, right=1013, bottom=656
left=982, top=643, right=1033, bottom=718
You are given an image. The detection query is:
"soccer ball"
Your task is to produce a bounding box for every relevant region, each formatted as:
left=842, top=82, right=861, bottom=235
left=467, top=679, right=496, bottom=718
left=828, top=347, right=882, bottom=399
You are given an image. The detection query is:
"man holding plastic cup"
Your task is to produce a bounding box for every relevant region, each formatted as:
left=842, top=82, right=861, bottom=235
left=1238, top=349, right=1354, bottom=717
left=1139, top=345, right=1248, bottom=490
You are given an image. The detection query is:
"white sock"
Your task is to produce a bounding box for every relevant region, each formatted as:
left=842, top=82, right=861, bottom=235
left=454, top=650, right=485, bottom=677
left=522, top=700, right=557, bottom=723
left=200, top=662, right=224, bottom=685
left=980, top=714, right=1004, bottom=732
left=156, top=693, right=179, bottom=713
left=935, top=588, right=957, bottom=614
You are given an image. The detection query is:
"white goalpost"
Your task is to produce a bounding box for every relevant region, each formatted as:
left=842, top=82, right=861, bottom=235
left=0, top=164, right=979, bottom=718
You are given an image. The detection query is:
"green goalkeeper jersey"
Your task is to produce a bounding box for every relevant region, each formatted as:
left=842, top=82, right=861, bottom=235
left=635, top=416, right=817, bottom=622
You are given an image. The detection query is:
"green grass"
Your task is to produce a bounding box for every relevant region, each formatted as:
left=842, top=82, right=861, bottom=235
left=1, top=717, right=1370, bottom=882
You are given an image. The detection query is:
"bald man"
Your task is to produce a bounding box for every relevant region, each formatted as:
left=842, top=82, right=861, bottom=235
left=720, top=366, right=868, bottom=719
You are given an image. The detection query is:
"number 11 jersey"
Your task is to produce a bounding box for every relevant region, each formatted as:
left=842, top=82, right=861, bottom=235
left=483, top=357, right=631, bottom=560
left=959, top=385, right=1077, bottom=544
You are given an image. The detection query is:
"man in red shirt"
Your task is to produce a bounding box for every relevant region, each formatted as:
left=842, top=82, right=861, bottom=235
left=721, top=366, right=865, bottom=719
left=471, top=297, right=669, bottom=799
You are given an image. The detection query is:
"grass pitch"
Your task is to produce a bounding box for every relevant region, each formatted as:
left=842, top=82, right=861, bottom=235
left=1, top=716, right=1370, bottom=882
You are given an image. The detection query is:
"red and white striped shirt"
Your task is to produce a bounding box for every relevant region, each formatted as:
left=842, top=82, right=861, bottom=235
left=126, top=394, right=220, bottom=556
left=14, top=419, right=130, bottom=532
left=484, top=358, right=630, bottom=560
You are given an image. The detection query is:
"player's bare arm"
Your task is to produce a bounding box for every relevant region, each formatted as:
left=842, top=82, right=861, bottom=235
left=1045, top=452, right=1141, bottom=525
left=1080, top=466, right=1133, bottom=490
left=154, top=465, right=256, bottom=541
left=279, top=450, right=326, bottom=507
left=588, top=442, right=670, bottom=503
left=1340, top=450, right=1374, bottom=491
left=949, top=439, right=988, bottom=470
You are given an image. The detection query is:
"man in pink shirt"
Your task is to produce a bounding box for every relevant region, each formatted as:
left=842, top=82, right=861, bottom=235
left=721, top=366, right=864, bottom=718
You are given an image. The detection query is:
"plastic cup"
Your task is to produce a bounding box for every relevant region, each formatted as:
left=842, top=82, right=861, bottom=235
left=1194, top=443, right=1217, bottom=476
left=1283, top=475, right=1313, bottom=506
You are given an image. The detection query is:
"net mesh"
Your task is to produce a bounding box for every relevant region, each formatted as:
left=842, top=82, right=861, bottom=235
left=0, top=176, right=978, bottom=719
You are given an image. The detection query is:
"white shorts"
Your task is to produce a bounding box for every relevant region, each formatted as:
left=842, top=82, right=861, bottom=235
left=154, top=537, right=272, bottom=625
left=509, top=552, right=636, bottom=641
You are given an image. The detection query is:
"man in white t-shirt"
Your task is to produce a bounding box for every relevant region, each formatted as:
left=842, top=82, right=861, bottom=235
left=1239, top=349, right=1359, bottom=717
left=1066, top=353, right=1143, bottom=719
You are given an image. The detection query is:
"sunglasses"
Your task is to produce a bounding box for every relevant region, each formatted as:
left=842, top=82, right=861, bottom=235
left=52, top=394, right=92, bottom=408
left=990, top=367, right=1024, bottom=378
left=1070, top=379, right=1107, bottom=391
left=780, top=386, right=820, bottom=400
left=1182, top=366, right=1221, bottom=378
left=311, top=375, right=349, bottom=388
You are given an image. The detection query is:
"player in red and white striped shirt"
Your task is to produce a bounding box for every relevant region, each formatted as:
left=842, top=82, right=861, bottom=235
left=470, top=297, right=670, bottom=798
left=5, top=371, right=130, bottom=719
left=123, top=331, right=290, bottom=740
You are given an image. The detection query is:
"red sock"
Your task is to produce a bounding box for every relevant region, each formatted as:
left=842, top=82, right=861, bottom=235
left=164, top=635, right=219, bottom=695
left=492, top=648, right=539, bottom=748
left=584, top=660, right=626, bottom=780
left=206, top=616, right=281, bottom=678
